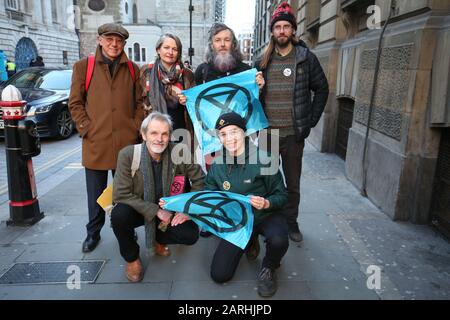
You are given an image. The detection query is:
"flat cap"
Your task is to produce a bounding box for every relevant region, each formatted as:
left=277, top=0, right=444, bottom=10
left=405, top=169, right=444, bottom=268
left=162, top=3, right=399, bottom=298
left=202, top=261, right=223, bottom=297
left=98, top=23, right=129, bottom=39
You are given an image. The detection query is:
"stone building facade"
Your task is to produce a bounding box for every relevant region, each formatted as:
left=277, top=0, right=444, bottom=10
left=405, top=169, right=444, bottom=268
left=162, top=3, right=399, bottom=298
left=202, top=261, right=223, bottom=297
left=77, top=0, right=218, bottom=68
left=0, top=0, right=79, bottom=70
left=254, top=0, right=450, bottom=235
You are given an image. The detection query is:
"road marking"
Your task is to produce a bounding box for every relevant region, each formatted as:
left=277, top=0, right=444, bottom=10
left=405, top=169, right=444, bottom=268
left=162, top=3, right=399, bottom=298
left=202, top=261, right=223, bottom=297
left=0, top=146, right=82, bottom=196
left=65, top=163, right=84, bottom=169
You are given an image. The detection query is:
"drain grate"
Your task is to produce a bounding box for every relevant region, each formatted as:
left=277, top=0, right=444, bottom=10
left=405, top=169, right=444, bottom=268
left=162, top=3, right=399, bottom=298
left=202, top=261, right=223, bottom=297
left=0, top=261, right=105, bottom=285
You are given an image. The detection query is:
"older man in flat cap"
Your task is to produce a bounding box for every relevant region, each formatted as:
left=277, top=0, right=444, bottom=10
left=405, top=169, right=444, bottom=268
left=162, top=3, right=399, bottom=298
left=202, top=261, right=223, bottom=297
left=69, top=23, right=145, bottom=253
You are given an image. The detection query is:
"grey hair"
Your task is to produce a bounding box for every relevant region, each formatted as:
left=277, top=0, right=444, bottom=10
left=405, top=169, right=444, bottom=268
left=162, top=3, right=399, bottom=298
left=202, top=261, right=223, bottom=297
left=140, top=112, right=173, bottom=134
left=204, top=23, right=243, bottom=64
left=155, top=33, right=183, bottom=64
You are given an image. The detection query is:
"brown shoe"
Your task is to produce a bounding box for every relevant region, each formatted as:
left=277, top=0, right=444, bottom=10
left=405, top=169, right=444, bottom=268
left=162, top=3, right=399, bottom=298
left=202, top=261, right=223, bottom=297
left=126, top=258, right=143, bottom=282
left=155, top=242, right=171, bottom=257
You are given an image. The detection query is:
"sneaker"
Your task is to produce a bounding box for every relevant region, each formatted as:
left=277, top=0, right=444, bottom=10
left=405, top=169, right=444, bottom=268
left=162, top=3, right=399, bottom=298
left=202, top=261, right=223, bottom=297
left=245, top=235, right=260, bottom=260
left=288, top=225, right=303, bottom=242
left=257, top=267, right=277, bottom=297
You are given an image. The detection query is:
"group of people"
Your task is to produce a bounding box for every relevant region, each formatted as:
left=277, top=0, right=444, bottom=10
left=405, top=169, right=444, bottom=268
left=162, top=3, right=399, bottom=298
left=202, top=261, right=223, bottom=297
left=68, top=2, right=329, bottom=298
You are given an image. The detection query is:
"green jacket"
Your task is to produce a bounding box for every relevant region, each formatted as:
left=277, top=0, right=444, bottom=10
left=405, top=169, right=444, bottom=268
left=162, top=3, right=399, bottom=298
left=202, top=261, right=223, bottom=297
left=204, top=141, right=287, bottom=226
left=113, top=143, right=204, bottom=248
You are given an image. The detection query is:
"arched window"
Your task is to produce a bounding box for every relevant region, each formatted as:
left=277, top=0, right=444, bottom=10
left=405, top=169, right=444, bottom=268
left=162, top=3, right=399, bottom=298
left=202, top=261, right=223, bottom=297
left=125, top=2, right=129, bottom=14
left=132, top=4, right=138, bottom=23
left=133, top=43, right=141, bottom=62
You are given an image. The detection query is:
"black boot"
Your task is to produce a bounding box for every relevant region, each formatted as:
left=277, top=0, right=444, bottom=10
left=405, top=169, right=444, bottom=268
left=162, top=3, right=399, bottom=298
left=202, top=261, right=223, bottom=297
left=257, top=267, right=277, bottom=297
left=82, top=234, right=101, bottom=253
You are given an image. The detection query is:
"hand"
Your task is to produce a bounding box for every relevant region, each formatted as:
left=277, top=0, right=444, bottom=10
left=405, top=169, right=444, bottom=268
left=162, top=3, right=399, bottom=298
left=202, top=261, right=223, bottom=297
left=256, top=71, right=265, bottom=90
left=159, top=199, right=166, bottom=209
left=178, top=94, right=187, bottom=105
left=250, top=196, right=270, bottom=210
left=171, top=213, right=190, bottom=226
left=156, top=209, right=173, bottom=224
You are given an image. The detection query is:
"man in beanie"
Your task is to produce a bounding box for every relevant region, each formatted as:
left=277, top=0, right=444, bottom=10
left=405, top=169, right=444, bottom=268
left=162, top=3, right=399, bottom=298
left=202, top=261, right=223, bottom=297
left=69, top=23, right=145, bottom=253
left=256, top=2, right=329, bottom=242
left=205, top=112, right=288, bottom=297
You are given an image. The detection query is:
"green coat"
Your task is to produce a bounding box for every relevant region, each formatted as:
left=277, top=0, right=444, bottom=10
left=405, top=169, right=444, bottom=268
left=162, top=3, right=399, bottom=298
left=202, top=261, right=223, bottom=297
left=204, top=142, right=287, bottom=226
left=113, top=143, right=204, bottom=248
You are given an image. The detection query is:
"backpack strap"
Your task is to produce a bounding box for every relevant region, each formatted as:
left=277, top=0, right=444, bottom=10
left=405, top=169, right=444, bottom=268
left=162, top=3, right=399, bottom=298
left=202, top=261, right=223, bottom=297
left=131, top=144, right=141, bottom=178
left=127, top=60, right=136, bottom=83
left=85, top=55, right=95, bottom=92
left=86, top=56, right=136, bottom=93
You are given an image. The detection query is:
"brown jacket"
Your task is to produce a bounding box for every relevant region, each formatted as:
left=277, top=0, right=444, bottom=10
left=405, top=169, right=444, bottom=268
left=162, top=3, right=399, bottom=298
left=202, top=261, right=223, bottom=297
left=113, top=143, right=204, bottom=248
left=69, top=46, right=145, bottom=170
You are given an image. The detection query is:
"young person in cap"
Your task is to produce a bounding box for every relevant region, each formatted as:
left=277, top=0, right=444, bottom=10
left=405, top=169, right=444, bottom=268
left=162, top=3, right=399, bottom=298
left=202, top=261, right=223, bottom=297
left=255, top=2, right=329, bottom=243
left=189, top=23, right=265, bottom=238
left=205, top=112, right=288, bottom=298
left=69, top=23, right=145, bottom=253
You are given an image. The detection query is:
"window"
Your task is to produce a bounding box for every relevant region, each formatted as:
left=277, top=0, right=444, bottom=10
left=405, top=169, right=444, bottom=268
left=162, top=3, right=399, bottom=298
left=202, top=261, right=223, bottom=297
left=128, top=48, right=132, bottom=58
left=88, top=0, right=106, bottom=12
left=141, top=48, right=146, bottom=62
left=5, top=0, right=19, bottom=10
left=125, top=2, right=129, bottom=14
left=63, top=51, right=68, bottom=65
left=132, top=4, right=138, bottom=23
left=51, top=0, right=57, bottom=22
left=134, top=43, right=141, bottom=62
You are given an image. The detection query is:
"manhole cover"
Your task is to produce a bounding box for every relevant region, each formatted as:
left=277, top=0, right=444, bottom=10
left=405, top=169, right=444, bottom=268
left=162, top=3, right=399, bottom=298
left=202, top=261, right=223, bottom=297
left=0, top=261, right=105, bottom=285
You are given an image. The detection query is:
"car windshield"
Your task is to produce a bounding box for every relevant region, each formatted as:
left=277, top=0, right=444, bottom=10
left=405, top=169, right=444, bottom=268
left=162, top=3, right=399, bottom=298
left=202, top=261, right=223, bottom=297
left=9, top=70, right=72, bottom=90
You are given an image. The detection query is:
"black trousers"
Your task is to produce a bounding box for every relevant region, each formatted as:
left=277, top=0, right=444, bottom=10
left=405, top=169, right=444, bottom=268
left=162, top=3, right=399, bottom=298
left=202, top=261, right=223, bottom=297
left=85, top=168, right=115, bottom=238
left=210, top=213, right=289, bottom=283
left=111, top=203, right=199, bottom=262
left=260, top=132, right=305, bottom=229
left=279, top=135, right=305, bottom=228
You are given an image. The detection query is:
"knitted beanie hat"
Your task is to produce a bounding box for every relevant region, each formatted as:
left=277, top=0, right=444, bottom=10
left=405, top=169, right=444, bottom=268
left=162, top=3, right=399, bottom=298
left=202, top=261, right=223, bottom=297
left=270, top=2, right=297, bottom=31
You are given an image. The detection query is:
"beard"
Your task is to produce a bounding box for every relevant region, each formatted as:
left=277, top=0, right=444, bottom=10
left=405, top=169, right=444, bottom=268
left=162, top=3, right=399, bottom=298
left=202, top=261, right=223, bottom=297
left=275, top=34, right=293, bottom=48
left=213, top=51, right=237, bottom=73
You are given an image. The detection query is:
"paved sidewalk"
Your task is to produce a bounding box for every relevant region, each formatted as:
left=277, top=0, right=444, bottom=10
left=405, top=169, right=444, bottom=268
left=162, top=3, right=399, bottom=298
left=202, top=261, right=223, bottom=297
left=0, top=142, right=449, bottom=300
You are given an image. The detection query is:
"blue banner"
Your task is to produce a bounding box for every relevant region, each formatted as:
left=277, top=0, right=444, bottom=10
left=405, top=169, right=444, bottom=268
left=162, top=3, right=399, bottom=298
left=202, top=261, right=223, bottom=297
left=161, top=191, right=254, bottom=250
left=183, top=68, right=269, bottom=155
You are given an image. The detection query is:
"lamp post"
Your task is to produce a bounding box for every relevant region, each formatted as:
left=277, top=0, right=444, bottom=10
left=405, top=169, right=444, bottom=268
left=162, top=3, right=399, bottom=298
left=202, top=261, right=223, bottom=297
left=189, top=0, right=194, bottom=65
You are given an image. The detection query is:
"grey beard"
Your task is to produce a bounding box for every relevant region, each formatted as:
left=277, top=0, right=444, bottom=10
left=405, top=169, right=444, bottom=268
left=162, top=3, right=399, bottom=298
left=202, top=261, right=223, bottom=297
left=213, top=52, right=237, bottom=73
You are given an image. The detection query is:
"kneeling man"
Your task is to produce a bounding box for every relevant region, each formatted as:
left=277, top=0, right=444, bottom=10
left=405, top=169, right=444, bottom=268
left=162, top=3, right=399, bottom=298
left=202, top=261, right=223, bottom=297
left=111, top=112, right=204, bottom=282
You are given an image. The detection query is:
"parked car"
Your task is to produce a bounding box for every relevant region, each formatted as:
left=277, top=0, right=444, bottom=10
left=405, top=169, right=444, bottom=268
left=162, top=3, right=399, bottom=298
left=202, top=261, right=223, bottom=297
left=0, top=67, right=74, bottom=140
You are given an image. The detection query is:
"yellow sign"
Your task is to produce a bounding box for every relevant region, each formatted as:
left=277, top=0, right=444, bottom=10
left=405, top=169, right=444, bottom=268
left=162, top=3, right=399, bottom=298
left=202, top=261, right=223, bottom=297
left=97, top=184, right=114, bottom=214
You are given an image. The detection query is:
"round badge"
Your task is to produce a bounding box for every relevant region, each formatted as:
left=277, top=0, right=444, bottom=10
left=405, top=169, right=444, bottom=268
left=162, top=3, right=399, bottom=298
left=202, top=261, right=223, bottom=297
left=283, top=68, right=292, bottom=77
left=223, top=181, right=231, bottom=191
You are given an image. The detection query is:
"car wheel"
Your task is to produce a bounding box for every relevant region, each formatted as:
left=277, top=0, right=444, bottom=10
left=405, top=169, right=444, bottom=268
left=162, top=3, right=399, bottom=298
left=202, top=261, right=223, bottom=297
left=56, top=108, right=74, bottom=139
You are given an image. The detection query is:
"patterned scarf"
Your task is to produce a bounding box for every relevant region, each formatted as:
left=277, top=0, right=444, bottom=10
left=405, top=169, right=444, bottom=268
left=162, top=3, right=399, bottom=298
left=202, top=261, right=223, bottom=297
left=140, top=142, right=156, bottom=250
left=147, top=58, right=184, bottom=114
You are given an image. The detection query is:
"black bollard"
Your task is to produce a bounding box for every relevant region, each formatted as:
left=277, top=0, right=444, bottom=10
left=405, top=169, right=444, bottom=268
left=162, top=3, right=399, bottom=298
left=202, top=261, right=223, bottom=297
left=1, top=85, right=43, bottom=226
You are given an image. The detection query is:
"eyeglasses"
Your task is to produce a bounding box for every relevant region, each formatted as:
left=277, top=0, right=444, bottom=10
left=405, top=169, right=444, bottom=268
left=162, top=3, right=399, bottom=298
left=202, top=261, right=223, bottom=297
left=101, top=36, right=125, bottom=45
